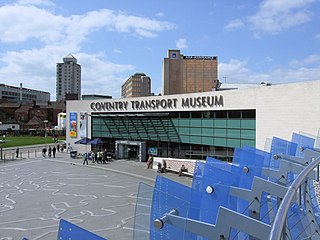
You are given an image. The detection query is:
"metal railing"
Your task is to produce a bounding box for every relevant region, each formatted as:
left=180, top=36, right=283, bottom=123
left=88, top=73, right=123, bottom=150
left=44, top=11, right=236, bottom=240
left=0, top=144, right=60, bottom=161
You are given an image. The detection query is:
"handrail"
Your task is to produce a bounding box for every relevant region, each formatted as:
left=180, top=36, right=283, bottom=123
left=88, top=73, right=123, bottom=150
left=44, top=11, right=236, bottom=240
left=268, top=156, right=320, bottom=240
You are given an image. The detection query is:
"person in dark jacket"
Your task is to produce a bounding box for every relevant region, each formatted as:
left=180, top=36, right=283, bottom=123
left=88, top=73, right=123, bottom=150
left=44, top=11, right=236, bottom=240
left=42, top=147, right=47, bottom=157
left=83, top=152, right=88, bottom=165
left=52, top=146, right=56, bottom=158
left=161, top=160, right=167, bottom=173
left=16, top=147, right=19, bottom=158
left=48, top=146, right=52, bottom=157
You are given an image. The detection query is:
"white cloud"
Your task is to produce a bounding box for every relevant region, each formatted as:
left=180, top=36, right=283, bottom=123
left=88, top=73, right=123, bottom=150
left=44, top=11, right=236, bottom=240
left=176, top=38, right=188, bottom=49
left=0, top=4, right=176, bottom=44
left=219, top=59, right=253, bottom=82
left=17, top=0, right=55, bottom=7
left=77, top=53, right=134, bottom=97
left=135, top=28, right=156, bottom=38
left=248, top=0, right=316, bottom=35
left=289, top=54, right=320, bottom=67
left=225, top=19, right=244, bottom=29
left=263, top=56, right=273, bottom=63
left=219, top=58, right=320, bottom=84
left=0, top=46, right=134, bottom=100
left=0, top=5, right=66, bottom=43
left=155, top=12, right=164, bottom=17
left=113, top=49, right=123, bottom=54
left=0, top=3, right=175, bottom=100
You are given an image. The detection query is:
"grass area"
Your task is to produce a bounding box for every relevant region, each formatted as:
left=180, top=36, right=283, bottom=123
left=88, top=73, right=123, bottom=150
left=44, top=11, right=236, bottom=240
left=1, top=136, right=66, bottom=148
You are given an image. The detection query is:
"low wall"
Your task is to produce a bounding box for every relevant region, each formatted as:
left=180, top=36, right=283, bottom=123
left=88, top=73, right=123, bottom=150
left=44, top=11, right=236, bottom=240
left=153, top=157, right=205, bottom=175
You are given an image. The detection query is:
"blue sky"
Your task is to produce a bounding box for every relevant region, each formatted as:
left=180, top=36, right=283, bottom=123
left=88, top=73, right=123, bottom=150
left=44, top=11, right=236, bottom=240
left=0, top=0, right=319, bottom=100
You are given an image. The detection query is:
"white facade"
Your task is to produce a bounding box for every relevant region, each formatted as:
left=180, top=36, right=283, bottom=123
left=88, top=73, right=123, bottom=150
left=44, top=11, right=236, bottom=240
left=0, top=123, right=20, bottom=131
left=0, top=83, right=50, bottom=103
left=66, top=80, right=320, bottom=152
left=56, top=112, right=66, bottom=130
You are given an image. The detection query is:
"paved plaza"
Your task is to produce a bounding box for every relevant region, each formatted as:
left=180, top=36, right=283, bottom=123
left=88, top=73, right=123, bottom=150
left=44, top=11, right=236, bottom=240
left=0, top=152, right=192, bottom=240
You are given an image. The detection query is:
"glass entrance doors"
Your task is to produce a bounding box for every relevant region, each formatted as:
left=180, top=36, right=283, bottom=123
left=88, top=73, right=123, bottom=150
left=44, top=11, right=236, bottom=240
left=115, top=141, right=146, bottom=162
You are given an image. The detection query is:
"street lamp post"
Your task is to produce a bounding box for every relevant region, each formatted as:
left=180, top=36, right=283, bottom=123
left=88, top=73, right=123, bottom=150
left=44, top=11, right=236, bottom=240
left=0, top=136, right=3, bottom=160
left=44, top=120, right=48, bottom=148
left=0, top=122, right=3, bottom=160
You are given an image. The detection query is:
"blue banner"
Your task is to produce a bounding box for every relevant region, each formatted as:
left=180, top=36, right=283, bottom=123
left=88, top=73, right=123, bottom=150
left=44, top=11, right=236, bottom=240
left=69, top=112, right=77, bottom=138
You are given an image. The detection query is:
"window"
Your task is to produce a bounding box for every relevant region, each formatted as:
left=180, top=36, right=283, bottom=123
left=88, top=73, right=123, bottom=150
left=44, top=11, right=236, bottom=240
left=228, top=111, right=241, bottom=118
left=242, top=110, right=256, bottom=119
left=215, top=111, right=227, bottom=118
left=191, top=111, right=202, bottom=118
left=180, top=112, right=190, bottom=118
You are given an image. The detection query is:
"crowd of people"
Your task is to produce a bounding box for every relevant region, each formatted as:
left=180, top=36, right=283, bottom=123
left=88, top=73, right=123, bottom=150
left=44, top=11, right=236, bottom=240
left=42, top=143, right=65, bottom=158
left=83, top=150, right=115, bottom=165
left=40, top=142, right=115, bottom=166
left=40, top=145, right=190, bottom=177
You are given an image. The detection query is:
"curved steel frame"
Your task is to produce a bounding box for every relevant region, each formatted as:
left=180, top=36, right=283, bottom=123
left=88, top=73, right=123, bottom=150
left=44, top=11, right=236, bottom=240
left=268, top=156, right=320, bottom=240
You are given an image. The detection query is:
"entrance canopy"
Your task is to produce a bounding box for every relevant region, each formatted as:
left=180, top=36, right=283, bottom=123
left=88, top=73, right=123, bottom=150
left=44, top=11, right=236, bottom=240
left=75, top=137, right=91, bottom=145
left=88, top=138, right=105, bottom=145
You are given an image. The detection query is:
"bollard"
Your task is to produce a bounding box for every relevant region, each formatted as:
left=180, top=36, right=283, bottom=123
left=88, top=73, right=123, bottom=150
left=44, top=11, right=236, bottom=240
left=28, top=150, right=30, bottom=159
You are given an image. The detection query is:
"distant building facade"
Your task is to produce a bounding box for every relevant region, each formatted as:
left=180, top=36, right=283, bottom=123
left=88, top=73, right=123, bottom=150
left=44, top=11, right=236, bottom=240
left=121, top=73, right=151, bottom=98
left=0, top=83, right=50, bottom=103
left=56, top=54, right=81, bottom=102
left=162, top=50, right=219, bottom=95
left=67, top=80, right=320, bottom=162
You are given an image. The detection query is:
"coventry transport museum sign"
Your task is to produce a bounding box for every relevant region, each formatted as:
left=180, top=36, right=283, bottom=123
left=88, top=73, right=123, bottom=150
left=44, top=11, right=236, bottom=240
left=90, top=95, right=224, bottom=112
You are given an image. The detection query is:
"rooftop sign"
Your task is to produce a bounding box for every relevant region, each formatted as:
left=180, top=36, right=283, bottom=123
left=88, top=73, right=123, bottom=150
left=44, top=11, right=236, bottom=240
left=184, top=56, right=217, bottom=60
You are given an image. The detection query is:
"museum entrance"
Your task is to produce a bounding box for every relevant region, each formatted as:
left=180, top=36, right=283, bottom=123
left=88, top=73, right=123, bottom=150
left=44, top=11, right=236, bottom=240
left=115, top=140, right=146, bottom=162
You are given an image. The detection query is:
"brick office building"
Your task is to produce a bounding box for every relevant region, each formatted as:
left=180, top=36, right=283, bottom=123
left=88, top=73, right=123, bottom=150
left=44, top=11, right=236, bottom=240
left=162, top=50, right=219, bottom=95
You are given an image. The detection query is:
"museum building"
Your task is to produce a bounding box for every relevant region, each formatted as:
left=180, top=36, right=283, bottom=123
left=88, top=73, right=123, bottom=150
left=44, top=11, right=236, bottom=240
left=66, top=80, right=320, bottom=162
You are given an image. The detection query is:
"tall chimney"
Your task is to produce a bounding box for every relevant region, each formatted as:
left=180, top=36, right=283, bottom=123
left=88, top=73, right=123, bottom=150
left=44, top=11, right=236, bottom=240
left=20, top=83, right=22, bottom=101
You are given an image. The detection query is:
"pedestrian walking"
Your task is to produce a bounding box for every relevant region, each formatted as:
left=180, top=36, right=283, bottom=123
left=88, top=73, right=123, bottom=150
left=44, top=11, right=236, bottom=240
left=57, top=144, right=60, bottom=152
left=147, top=155, right=153, bottom=169
left=91, top=151, right=95, bottom=163
left=48, top=146, right=52, bottom=157
left=102, top=149, right=107, bottom=164
left=52, top=146, right=56, bottom=158
left=42, top=147, right=47, bottom=157
left=83, top=152, right=88, bottom=165
left=67, top=144, right=72, bottom=154
left=97, top=151, right=102, bottom=163
left=16, top=147, right=19, bottom=158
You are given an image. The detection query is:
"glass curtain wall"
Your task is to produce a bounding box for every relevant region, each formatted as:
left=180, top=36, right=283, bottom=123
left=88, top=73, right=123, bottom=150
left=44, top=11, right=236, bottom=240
left=92, top=110, right=255, bottom=162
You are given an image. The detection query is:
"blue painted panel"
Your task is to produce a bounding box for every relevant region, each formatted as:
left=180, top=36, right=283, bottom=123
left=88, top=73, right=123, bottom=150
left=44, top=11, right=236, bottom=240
left=150, top=176, right=199, bottom=240
left=206, top=148, right=275, bottom=225
left=270, top=137, right=298, bottom=169
left=146, top=141, right=317, bottom=239
left=192, top=161, right=206, bottom=192
left=133, top=182, right=154, bottom=240
left=287, top=203, right=312, bottom=239
left=291, top=132, right=315, bottom=157
left=196, top=165, right=233, bottom=224
left=57, top=219, right=107, bottom=240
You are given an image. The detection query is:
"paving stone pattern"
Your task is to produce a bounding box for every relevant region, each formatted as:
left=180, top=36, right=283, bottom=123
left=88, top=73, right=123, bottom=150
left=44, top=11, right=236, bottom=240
left=0, top=153, right=192, bottom=240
